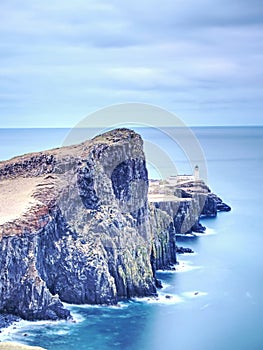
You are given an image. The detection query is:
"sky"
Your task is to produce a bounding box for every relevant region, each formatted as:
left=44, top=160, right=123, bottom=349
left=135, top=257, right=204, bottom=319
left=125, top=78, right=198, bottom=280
left=0, top=0, right=262, bottom=127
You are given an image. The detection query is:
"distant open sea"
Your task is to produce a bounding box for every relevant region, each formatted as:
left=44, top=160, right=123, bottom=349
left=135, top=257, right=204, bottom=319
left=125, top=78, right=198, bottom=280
left=0, top=126, right=263, bottom=350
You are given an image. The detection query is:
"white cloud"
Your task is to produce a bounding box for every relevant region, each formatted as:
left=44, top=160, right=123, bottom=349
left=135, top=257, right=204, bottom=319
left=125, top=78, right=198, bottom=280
left=0, top=0, right=262, bottom=126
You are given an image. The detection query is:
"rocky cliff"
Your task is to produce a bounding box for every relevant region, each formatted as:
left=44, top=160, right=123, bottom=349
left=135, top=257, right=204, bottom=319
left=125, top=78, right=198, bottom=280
left=0, top=128, right=230, bottom=324
left=0, top=129, right=176, bottom=322
left=149, top=179, right=231, bottom=235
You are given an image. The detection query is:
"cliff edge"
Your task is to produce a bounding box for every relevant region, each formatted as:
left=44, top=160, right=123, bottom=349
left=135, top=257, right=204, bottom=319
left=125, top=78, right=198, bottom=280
left=0, top=128, right=230, bottom=324
left=0, top=129, right=176, bottom=321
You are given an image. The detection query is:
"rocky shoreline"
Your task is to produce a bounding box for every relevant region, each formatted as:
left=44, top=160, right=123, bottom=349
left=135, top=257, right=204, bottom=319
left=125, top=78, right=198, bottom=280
left=0, top=314, right=21, bottom=332
left=0, top=128, right=230, bottom=330
left=176, top=246, right=194, bottom=254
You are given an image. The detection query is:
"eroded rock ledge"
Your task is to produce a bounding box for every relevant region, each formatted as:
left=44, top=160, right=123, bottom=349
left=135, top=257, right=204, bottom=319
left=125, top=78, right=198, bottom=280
left=0, top=128, right=230, bottom=324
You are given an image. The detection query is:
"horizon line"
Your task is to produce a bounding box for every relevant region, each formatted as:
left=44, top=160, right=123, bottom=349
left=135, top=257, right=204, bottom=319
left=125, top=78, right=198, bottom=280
left=0, top=125, right=263, bottom=129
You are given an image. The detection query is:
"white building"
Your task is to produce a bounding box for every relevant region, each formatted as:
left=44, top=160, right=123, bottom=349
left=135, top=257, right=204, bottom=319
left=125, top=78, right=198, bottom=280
left=166, top=165, right=200, bottom=185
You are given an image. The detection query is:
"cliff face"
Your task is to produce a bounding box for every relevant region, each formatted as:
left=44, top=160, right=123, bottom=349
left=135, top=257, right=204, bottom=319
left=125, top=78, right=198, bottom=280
left=0, top=128, right=230, bottom=323
left=149, top=181, right=231, bottom=235
left=0, top=129, right=175, bottom=321
left=0, top=231, right=70, bottom=320
left=150, top=205, right=177, bottom=272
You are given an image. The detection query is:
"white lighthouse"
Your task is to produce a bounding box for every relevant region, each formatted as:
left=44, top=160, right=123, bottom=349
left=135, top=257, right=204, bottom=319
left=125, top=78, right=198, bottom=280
left=194, top=165, right=200, bottom=181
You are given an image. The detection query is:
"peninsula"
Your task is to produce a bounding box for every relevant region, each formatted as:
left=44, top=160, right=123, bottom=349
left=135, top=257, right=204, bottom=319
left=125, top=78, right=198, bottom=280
left=0, top=129, right=230, bottom=325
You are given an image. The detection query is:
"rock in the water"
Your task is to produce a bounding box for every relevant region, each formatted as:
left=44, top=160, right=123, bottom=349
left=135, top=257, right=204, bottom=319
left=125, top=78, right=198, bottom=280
left=176, top=246, right=194, bottom=254
left=0, top=314, right=20, bottom=330
left=192, top=221, right=206, bottom=233
left=165, top=295, right=172, bottom=299
left=155, top=279, right=163, bottom=289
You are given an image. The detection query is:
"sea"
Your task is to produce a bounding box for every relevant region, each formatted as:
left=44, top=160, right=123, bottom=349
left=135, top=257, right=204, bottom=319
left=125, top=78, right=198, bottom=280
left=0, top=126, right=263, bottom=350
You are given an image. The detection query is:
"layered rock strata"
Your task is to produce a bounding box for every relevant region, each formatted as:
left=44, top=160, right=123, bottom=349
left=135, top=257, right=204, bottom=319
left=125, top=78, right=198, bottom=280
left=0, top=129, right=175, bottom=321
left=149, top=179, right=231, bottom=235
left=0, top=128, right=230, bottom=324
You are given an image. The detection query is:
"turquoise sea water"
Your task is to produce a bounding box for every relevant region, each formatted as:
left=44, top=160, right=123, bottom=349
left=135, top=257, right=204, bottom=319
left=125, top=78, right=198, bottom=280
left=0, top=126, right=263, bottom=350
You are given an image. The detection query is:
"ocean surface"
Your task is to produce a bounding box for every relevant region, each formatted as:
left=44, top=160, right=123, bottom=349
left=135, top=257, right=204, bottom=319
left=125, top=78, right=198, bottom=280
left=0, top=126, right=263, bottom=350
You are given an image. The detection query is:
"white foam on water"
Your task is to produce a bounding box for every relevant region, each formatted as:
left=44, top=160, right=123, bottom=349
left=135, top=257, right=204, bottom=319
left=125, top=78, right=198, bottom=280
left=65, top=302, right=100, bottom=310
left=116, top=301, right=130, bottom=309
left=65, top=301, right=129, bottom=313
left=0, top=322, right=22, bottom=341
left=178, top=252, right=198, bottom=256
left=50, top=329, right=69, bottom=336
left=131, top=289, right=208, bottom=305
left=175, top=260, right=202, bottom=273
left=69, top=310, right=86, bottom=323
left=176, top=233, right=195, bottom=238
left=0, top=318, right=57, bottom=342
left=156, top=260, right=202, bottom=274
left=194, top=227, right=216, bottom=236
left=160, top=282, right=171, bottom=290
left=131, top=294, right=184, bottom=305
left=156, top=268, right=176, bottom=274
left=0, top=312, right=80, bottom=342
left=205, top=227, right=216, bottom=235
left=176, top=227, right=216, bottom=238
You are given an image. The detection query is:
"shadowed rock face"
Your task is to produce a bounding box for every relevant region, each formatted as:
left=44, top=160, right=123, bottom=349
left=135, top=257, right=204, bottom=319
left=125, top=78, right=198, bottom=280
left=0, top=232, right=70, bottom=321
left=151, top=181, right=231, bottom=236
left=0, top=128, right=230, bottom=323
left=0, top=128, right=175, bottom=321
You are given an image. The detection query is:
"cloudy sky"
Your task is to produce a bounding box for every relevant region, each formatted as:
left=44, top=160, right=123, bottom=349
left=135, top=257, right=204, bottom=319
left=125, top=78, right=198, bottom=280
left=0, top=0, right=262, bottom=127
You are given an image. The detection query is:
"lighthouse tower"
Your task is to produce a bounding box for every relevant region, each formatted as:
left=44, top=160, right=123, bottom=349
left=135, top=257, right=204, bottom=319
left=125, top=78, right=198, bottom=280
left=194, top=165, right=200, bottom=181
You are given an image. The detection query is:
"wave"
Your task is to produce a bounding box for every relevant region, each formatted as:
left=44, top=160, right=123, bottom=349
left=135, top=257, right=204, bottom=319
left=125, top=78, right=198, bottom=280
left=161, top=281, right=173, bottom=290
left=0, top=317, right=67, bottom=342
left=0, top=309, right=84, bottom=343
left=178, top=251, right=198, bottom=256
left=176, top=260, right=202, bottom=273
left=131, top=289, right=208, bottom=306
left=157, top=260, right=202, bottom=274
left=131, top=294, right=184, bottom=305
left=177, top=227, right=216, bottom=238
left=176, top=233, right=195, bottom=237
left=64, top=301, right=129, bottom=311
left=194, top=227, right=216, bottom=237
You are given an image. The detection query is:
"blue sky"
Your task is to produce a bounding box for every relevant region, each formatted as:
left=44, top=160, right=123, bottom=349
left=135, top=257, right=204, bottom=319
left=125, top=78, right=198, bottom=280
left=0, top=0, right=262, bottom=127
